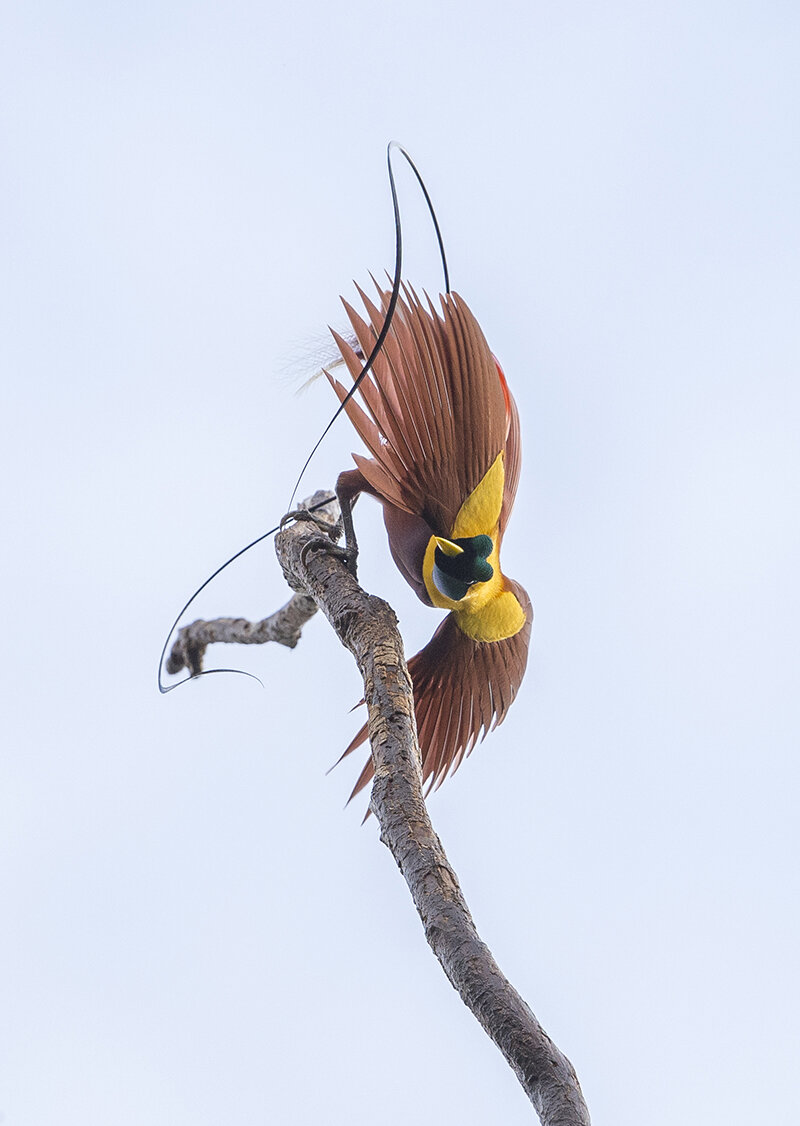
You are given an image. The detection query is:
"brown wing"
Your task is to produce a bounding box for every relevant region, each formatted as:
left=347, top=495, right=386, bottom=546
left=327, top=284, right=510, bottom=535
left=340, top=580, right=532, bottom=801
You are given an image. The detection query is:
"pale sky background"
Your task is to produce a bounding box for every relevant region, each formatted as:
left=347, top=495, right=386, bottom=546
left=2, top=2, right=799, bottom=1124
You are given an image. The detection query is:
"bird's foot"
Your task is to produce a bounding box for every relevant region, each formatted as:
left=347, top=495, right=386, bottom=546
left=280, top=507, right=341, bottom=538
left=299, top=535, right=357, bottom=573
left=281, top=499, right=358, bottom=578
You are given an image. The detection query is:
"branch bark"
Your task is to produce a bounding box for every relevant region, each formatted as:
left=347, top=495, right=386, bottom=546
left=170, top=491, right=591, bottom=1124
left=277, top=497, right=591, bottom=1125
left=165, top=596, right=318, bottom=676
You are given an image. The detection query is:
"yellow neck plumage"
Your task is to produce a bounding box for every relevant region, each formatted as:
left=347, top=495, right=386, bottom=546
left=422, top=452, right=526, bottom=643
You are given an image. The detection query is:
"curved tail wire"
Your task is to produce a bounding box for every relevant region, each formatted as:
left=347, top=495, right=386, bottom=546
left=159, top=144, right=450, bottom=694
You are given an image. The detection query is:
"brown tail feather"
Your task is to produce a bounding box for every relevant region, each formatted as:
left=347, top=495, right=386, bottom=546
left=339, top=584, right=532, bottom=806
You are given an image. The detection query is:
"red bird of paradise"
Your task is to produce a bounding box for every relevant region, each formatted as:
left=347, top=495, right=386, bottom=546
left=326, top=282, right=532, bottom=800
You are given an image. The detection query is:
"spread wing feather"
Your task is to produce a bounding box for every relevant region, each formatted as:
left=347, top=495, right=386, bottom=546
left=327, top=285, right=509, bottom=535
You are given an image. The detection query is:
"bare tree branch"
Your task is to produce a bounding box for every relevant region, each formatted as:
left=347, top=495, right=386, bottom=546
left=277, top=498, right=591, bottom=1125
left=165, top=596, right=318, bottom=676
left=167, top=491, right=591, bottom=1123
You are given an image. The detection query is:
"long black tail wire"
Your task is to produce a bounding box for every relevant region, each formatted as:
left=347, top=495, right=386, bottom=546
left=158, top=143, right=450, bottom=693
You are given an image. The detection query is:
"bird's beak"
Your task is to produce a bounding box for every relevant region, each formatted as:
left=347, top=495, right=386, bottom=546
left=434, top=536, right=464, bottom=557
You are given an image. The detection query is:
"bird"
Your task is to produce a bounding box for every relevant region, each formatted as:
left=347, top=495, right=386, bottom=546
left=325, top=280, right=532, bottom=801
